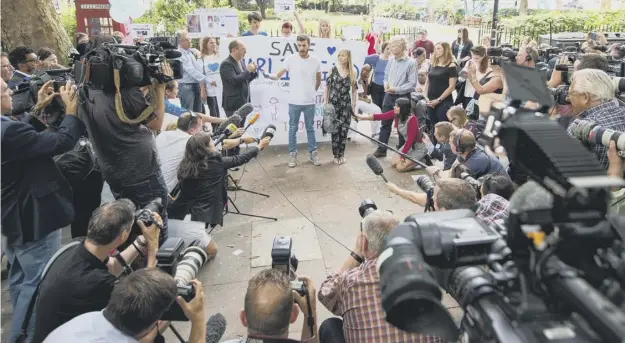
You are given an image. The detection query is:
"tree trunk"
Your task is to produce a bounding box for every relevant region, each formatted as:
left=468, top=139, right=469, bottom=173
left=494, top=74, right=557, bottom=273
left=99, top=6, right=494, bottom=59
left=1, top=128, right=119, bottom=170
left=255, top=0, right=267, bottom=18
left=1, top=0, right=73, bottom=65
left=519, top=0, right=529, bottom=16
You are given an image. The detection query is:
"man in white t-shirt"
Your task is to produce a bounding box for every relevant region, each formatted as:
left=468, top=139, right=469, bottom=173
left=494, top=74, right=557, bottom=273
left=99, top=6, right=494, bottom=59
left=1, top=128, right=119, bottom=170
left=269, top=35, right=322, bottom=168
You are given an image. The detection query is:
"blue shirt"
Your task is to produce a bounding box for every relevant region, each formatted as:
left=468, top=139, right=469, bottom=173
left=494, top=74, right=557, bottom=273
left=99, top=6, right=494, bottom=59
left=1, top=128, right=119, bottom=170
left=462, top=149, right=508, bottom=179
left=373, top=59, right=389, bottom=85
left=164, top=99, right=188, bottom=117
left=241, top=31, right=268, bottom=36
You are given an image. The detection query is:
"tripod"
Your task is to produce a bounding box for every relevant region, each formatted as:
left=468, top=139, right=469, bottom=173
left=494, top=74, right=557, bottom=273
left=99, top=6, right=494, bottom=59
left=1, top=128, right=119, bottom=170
left=225, top=166, right=277, bottom=222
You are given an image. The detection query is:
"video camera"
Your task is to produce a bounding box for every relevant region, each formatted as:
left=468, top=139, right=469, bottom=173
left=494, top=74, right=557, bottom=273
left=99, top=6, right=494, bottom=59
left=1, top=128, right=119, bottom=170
left=378, top=60, right=625, bottom=342
left=10, top=68, right=74, bottom=123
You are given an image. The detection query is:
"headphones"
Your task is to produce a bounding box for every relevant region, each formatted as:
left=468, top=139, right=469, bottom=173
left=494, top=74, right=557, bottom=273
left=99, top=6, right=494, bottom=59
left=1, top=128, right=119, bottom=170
left=455, top=129, right=467, bottom=154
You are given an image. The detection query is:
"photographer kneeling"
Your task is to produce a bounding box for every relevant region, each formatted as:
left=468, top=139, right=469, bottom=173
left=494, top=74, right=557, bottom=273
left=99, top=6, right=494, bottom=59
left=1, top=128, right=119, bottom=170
left=168, top=132, right=271, bottom=228
left=43, top=269, right=207, bottom=343
left=31, top=199, right=161, bottom=343
left=317, top=210, right=443, bottom=343
left=387, top=178, right=476, bottom=211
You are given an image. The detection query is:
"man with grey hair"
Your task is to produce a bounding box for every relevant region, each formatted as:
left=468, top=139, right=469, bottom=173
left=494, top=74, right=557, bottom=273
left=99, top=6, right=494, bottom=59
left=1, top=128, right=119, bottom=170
left=177, top=30, right=211, bottom=113
left=31, top=199, right=162, bottom=343
left=567, top=68, right=625, bottom=169
left=318, top=210, right=443, bottom=343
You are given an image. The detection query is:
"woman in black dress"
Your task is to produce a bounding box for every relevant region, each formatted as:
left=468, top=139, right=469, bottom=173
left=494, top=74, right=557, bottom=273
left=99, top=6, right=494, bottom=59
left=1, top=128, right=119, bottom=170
left=325, top=49, right=357, bottom=164
left=424, top=42, right=457, bottom=144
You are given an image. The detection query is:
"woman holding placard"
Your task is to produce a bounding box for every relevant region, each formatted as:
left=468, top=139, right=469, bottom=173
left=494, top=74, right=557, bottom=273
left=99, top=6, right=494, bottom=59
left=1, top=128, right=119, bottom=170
left=200, top=37, right=221, bottom=129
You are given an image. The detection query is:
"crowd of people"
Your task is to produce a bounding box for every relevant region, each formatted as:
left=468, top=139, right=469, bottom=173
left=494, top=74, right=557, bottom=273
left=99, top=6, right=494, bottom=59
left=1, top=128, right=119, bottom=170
left=1, top=8, right=625, bottom=343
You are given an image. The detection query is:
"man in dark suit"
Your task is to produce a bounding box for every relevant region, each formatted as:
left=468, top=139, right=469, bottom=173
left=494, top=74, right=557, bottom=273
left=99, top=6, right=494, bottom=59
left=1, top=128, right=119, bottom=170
left=220, top=39, right=258, bottom=119
left=1, top=79, right=84, bottom=342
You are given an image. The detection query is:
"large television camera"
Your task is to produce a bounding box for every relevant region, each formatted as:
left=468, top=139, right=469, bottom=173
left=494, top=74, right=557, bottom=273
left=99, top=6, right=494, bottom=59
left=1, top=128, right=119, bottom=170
left=10, top=68, right=74, bottom=123
left=378, top=62, right=625, bottom=342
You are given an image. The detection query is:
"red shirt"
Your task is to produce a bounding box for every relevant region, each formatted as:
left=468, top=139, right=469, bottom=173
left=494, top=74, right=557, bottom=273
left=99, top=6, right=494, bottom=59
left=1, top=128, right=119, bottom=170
left=365, top=32, right=376, bottom=55
left=372, top=110, right=421, bottom=154
left=412, top=39, right=435, bottom=58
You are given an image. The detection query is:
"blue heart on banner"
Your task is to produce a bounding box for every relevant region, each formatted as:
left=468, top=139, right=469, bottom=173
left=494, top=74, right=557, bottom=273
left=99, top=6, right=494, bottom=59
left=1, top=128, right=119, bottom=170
left=327, top=46, right=336, bottom=55
left=208, top=63, right=219, bottom=72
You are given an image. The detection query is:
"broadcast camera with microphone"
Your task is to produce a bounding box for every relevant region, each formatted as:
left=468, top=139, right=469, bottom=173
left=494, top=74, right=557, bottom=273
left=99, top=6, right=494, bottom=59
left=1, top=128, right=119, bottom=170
left=214, top=114, right=241, bottom=136
left=365, top=154, right=388, bottom=182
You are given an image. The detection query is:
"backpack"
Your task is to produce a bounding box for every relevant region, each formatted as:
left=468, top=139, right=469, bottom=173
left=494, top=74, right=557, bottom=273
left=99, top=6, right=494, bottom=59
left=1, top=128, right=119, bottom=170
left=322, top=104, right=340, bottom=134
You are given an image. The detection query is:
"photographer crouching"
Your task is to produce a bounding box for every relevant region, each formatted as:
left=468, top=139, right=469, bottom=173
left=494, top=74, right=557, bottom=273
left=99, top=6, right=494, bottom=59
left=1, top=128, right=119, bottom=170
left=30, top=199, right=161, bottom=343
left=43, top=269, right=207, bottom=343
left=1, top=79, right=84, bottom=343
left=317, top=210, right=443, bottom=343
left=78, top=37, right=174, bottom=243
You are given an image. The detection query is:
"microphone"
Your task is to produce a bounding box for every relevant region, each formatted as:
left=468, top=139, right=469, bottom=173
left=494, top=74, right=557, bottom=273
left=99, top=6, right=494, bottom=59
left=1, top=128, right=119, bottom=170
left=214, top=114, right=241, bottom=136
left=213, top=123, right=238, bottom=146
left=366, top=154, right=388, bottom=182
left=261, top=124, right=277, bottom=140
left=244, top=113, right=261, bottom=131
left=205, top=313, right=227, bottom=343
left=234, top=103, right=255, bottom=119
left=164, top=50, right=182, bottom=59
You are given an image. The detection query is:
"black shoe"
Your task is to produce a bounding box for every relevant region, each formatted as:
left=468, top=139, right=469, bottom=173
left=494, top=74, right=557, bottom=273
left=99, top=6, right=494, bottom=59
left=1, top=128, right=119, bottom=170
left=372, top=150, right=387, bottom=158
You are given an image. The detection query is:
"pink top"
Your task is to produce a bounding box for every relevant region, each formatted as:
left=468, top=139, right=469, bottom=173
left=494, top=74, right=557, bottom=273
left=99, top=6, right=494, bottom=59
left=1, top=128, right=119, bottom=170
left=372, top=110, right=421, bottom=154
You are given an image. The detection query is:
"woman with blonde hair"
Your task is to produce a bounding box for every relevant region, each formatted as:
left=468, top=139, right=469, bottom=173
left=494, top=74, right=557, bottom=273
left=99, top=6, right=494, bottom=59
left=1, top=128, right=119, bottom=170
left=324, top=49, right=357, bottom=164
left=199, top=37, right=221, bottom=127
left=423, top=42, right=457, bottom=144
left=318, top=19, right=333, bottom=38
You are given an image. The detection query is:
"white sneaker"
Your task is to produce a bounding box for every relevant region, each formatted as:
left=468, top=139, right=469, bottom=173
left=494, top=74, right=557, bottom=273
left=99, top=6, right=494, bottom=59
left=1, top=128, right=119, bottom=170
left=309, top=150, right=321, bottom=166
left=288, top=153, right=297, bottom=168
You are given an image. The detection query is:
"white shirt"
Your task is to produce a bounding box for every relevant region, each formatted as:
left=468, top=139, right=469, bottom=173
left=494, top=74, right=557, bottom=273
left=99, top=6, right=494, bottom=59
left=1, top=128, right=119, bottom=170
left=156, top=130, right=191, bottom=192
left=200, top=54, right=220, bottom=97
left=43, top=311, right=138, bottom=343
left=284, top=54, right=320, bottom=105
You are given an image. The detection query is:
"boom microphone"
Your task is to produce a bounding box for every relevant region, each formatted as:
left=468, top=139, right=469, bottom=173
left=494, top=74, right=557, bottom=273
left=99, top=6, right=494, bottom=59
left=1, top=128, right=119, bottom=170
left=214, top=114, right=241, bottom=135
left=366, top=154, right=388, bottom=182
left=261, top=124, right=277, bottom=140
left=205, top=313, right=227, bottom=343
left=244, top=113, right=261, bottom=130
left=234, top=103, right=255, bottom=119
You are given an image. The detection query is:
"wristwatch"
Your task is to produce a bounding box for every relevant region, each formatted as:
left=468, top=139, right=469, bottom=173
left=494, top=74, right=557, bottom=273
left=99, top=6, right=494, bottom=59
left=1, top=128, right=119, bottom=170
left=239, top=138, right=245, bottom=145
left=350, top=251, right=364, bottom=264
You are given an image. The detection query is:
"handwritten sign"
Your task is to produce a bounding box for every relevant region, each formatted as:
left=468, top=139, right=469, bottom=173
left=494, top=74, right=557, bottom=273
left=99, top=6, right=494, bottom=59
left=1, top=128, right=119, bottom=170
left=129, top=24, right=153, bottom=39
left=274, top=0, right=295, bottom=13
left=342, top=26, right=363, bottom=40
left=187, top=8, right=239, bottom=38
left=372, top=17, right=391, bottom=33
left=211, top=36, right=368, bottom=145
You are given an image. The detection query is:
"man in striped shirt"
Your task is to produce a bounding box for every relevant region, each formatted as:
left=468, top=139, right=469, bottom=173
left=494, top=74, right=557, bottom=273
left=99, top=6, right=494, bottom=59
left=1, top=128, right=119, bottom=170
left=317, top=210, right=444, bottom=343
left=373, top=36, right=417, bottom=158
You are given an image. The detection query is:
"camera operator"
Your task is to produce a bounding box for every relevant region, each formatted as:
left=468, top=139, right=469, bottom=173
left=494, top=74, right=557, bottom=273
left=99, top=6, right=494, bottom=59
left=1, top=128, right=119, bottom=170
left=566, top=68, right=625, bottom=169
left=548, top=54, right=609, bottom=88
left=317, top=210, right=443, bottom=343
left=168, top=132, right=271, bottom=228
left=1, top=79, right=84, bottom=343
left=31, top=199, right=161, bottom=343
left=43, top=269, right=207, bottom=343
left=222, top=269, right=318, bottom=343
left=79, top=46, right=172, bottom=242
left=387, top=178, right=476, bottom=211
left=473, top=174, right=513, bottom=226
left=515, top=46, right=538, bottom=68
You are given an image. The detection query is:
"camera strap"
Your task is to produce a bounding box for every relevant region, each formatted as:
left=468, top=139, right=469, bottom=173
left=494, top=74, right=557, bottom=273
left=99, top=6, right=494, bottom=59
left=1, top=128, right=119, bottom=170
left=112, top=68, right=157, bottom=125
left=15, top=239, right=82, bottom=343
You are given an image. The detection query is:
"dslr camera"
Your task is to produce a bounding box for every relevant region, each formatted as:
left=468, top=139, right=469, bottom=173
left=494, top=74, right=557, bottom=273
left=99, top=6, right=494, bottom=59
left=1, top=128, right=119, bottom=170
left=132, top=198, right=164, bottom=236
left=271, top=236, right=306, bottom=296
left=414, top=175, right=436, bottom=212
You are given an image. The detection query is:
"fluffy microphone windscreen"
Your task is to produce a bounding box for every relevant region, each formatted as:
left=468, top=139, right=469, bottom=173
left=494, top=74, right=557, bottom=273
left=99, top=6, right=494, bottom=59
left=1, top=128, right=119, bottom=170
left=509, top=181, right=553, bottom=214
left=205, top=313, right=227, bottom=343
left=248, top=113, right=260, bottom=125
left=164, top=50, right=182, bottom=59
left=214, top=114, right=241, bottom=135
left=366, top=154, right=384, bottom=176
left=235, top=103, right=255, bottom=118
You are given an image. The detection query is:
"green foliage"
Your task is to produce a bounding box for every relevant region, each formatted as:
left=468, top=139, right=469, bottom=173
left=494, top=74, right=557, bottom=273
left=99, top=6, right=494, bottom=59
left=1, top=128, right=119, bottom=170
left=502, top=10, right=625, bottom=35
left=238, top=11, right=250, bottom=33
left=376, top=3, right=418, bottom=19
left=60, top=6, right=77, bottom=40
left=134, top=0, right=196, bottom=35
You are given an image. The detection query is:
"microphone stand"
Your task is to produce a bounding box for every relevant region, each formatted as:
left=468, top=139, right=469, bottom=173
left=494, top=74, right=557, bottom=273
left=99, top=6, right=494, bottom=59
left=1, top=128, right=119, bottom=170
left=334, top=119, right=429, bottom=169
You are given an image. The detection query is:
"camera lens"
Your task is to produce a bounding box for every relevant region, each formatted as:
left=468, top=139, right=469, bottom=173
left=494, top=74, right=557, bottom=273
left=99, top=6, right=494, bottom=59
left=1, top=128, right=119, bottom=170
left=174, top=244, right=209, bottom=286
left=447, top=266, right=497, bottom=308
left=358, top=199, right=377, bottom=218
left=415, top=175, right=435, bottom=193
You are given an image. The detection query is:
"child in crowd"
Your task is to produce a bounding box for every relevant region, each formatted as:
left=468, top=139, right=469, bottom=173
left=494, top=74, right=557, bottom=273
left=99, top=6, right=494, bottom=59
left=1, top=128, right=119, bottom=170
left=241, top=12, right=268, bottom=36
left=422, top=121, right=457, bottom=171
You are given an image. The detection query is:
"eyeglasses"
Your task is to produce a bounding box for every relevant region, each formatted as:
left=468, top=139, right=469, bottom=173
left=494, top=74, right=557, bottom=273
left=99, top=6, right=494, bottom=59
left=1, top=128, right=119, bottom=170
left=23, top=58, right=38, bottom=64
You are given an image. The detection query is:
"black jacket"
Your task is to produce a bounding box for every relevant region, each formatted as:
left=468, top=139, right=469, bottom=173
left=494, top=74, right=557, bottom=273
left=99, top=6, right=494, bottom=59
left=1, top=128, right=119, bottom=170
left=452, top=40, right=474, bottom=60
left=1, top=115, right=84, bottom=245
left=168, top=147, right=259, bottom=226
left=219, top=55, right=258, bottom=111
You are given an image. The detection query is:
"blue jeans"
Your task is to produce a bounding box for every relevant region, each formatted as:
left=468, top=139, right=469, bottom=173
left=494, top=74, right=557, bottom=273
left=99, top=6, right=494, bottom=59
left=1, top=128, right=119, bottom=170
left=288, top=104, right=317, bottom=154
left=5, top=230, right=61, bottom=343
left=178, top=83, right=204, bottom=113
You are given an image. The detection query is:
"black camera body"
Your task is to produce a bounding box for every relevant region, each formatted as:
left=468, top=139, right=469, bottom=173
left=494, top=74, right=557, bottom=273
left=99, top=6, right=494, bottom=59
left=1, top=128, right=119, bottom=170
left=161, top=283, right=196, bottom=321
left=271, top=236, right=299, bottom=281
left=132, top=198, right=164, bottom=236
left=11, top=68, right=74, bottom=125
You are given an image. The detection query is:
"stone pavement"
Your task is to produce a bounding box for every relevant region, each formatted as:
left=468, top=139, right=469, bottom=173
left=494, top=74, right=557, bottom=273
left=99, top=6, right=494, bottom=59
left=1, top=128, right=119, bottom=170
left=1, top=125, right=462, bottom=342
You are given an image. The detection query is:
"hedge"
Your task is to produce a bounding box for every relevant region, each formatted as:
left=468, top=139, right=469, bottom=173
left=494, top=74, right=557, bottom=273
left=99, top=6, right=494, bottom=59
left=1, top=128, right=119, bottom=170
left=502, top=10, right=625, bottom=34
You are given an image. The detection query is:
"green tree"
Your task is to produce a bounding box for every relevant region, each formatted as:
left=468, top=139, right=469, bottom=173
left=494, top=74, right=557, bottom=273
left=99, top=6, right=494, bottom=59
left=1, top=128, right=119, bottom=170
left=60, top=5, right=77, bottom=42
left=134, top=0, right=196, bottom=35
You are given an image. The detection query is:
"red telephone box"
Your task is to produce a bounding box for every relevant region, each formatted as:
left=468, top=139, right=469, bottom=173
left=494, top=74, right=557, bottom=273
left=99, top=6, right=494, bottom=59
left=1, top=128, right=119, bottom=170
left=75, top=0, right=126, bottom=37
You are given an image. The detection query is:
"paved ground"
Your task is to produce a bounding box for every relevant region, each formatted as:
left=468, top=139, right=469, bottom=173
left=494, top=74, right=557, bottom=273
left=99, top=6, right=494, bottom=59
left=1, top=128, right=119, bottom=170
left=1, top=124, right=462, bottom=342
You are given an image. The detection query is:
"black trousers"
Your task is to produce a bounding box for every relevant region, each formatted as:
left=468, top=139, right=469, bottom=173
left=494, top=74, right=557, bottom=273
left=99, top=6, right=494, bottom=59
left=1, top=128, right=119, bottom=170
left=370, top=83, right=385, bottom=110
left=70, top=170, right=104, bottom=238
left=376, top=93, right=410, bottom=154
left=427, top=99, right=453, bottom=145
left=206, top=96, right=220, bottom=131
left=319, top=318, right=346, bottom=343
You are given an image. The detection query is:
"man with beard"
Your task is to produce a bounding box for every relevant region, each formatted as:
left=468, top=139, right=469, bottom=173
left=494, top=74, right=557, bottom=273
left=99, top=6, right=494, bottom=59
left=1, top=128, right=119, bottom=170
left=268, top=35, right=322, bottom=167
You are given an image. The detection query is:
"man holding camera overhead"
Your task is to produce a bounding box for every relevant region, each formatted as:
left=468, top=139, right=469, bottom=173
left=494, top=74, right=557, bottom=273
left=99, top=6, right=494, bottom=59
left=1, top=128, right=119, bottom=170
left=317, top=210, right=443, bottom=343
left=30, top=199, right=162, bottom=343
left=1, top=78, right=83, bottom=343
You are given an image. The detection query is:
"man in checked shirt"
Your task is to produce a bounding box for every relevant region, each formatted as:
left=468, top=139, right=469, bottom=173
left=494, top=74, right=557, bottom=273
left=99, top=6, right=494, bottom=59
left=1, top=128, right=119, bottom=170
left=317, top=210, right=444, bottom=343
left=567, top=69, right=625, bottom=170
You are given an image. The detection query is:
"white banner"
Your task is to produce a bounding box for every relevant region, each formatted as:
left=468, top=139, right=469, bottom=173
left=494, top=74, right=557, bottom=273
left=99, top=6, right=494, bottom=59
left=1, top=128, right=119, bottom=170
left=187, top=8, right=239, bottom=38
left=274, top=0, right=295, bottom=13
left=211, top=36, right=368, bottom=145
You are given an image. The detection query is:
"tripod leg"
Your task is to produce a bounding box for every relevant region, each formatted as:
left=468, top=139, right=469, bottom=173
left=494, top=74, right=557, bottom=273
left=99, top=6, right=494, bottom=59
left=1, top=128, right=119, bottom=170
left=235, top=188, right=270, bottom=198
left=227, top=197, right=278, bottom=221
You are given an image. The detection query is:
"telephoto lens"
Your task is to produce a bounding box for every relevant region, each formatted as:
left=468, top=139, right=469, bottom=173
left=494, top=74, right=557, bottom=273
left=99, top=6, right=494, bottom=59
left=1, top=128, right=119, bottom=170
left=174, top=241, right=209, bottom=286
left=570, top=120, right=625, bottom=152
left=358, top=199, right=377, bottom=218
left=460, top=173, right=481, bottom=195
left=414, top=175, right=435, bottom=193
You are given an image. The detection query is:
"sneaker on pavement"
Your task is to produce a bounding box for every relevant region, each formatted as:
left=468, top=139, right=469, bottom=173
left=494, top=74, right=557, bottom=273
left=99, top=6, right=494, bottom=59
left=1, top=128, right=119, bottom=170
left=372, top=150, right=387, bottom=158
left=310, top=150, right=321, bottom=166
left=288, top=153, right=297, bottom=168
